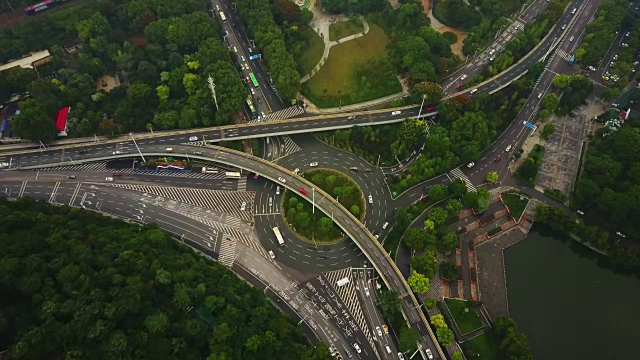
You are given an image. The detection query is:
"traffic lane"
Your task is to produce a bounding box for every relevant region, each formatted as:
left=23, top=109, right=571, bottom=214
left=392, top=173, right=449, bottom=210
left=307, top=275, right=373, bottom=359
left=354, top=269, right=396, bottom=359
left=254, top=212, right=363, bottom=272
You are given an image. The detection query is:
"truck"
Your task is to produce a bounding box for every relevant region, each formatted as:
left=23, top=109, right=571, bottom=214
left=336, top=277, right=350, bottom=287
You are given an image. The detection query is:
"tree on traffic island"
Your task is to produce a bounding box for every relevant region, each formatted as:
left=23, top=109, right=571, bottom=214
left=436, top=326, right=455, bottom=346
left=486, top=171, right=498, bottom=183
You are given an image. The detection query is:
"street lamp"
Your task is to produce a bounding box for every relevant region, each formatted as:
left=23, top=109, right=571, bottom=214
left=129, top=132, right=146, bottom=163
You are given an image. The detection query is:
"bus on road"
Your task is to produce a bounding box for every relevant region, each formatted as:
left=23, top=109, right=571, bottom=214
left=246, top=96, right=256, bottom=114
left=224, top=171, right=241, bottom=179
left=219, top=11, right=227, bottom=22
left=249, top=73, right=259, bottom=88
left=273, top=227, right=285, bottom=246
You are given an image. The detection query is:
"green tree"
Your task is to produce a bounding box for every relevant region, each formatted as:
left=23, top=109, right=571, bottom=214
left=452, top=351, right=463, bottom=360
left=410, top=250, right=438, bottom=277
left=542, top=123, right=556, bottom=140
left=398, top=327, right=420, bottom=352
left=486, top=171, right=498, bottom=183
left=428, top=184, right=449, bottom=202
left=493, top=316, right=534, bottom=360
left=301, top=344, right=332, bottom=360
left=13, top=99, right=58, bottom=142
left=407, top=270, right=430, bottom=293
left=319, top=217, right=334, bottom=233
left=350, top=205, right=360, bottom=217
left=445, top=199, right=463, bottom=217
left=552, top=74, right=572, bottom=89
left=404, top=227, right=437, bottom=251
left=428, top=208, right=448, bottom=226
left=542, top=93, right=560, bottom=111
left=436, top=326, right=455, bottom=346
left=411, top=81, right=444, bottom=104
left=439, top=232, right=459, bottom=253
left=430, top=314, right=447, bottom=328
left=439, top=261, right=459, bottom=280
left=448, top=179, right=468, bottom=198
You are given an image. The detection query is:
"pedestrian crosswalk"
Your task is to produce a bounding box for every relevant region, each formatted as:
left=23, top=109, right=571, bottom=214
left=192, top=216, right=269, bottom=259
left=237, top=177, right=247, bottom=192
left=450, top=168, right=477, bottom=192
left=41, top=162, right=228, bottom=179
left=283, top=136, right=302, bottom=155
left=249, top=106, right=305, bottom=123
left=217, top=233, right=237, bottom=267
left=556, top=49, right=572, bottom=62
left=323, top=268, right=374, bottom=347
left=112, top=184, right=256, bottom=221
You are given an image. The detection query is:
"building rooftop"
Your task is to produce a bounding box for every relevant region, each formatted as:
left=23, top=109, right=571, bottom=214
left=0, top=50, right=51, bottom=72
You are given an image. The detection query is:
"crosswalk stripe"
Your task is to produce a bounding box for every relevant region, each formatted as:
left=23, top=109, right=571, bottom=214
left=449, top=168, right=477, bottom=192
left=249, top=105, right=305, bottom=124
left=217, top=233, right=236, bottom=267
left=40, top=162, right=228, bottom=180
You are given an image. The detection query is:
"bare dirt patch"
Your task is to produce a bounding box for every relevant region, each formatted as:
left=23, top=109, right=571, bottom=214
left=422, top=0, right=467, bottom=58
left=96, top=74, right=120, bottom=92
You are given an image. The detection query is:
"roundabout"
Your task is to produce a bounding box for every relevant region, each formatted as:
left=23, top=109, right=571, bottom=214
left=281, top=168, right=365, bottom=244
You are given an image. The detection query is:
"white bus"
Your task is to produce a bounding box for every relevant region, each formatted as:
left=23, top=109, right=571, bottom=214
left=224, top=171, right=241, bottom=179
left=219, top=11, right=227, bottom=22
left=201, top=166, right=219, bottom=174
left=273, top=227, right=285, bottom=246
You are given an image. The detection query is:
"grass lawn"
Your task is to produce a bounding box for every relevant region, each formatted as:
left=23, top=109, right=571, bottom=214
left=501, top=191, right=530, bottom=222
left=444, top=298, right=484, bottom=335
left=298, top=27, right=325, bottom=75
left=329, top=18, right=364, bottom=42
left=461, top=333, right=501, bottom=360
left=303, top=24, right=401, bottom=108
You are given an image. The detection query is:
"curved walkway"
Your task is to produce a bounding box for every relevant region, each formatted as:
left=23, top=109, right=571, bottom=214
left=300, top=4, right=370, bottom=84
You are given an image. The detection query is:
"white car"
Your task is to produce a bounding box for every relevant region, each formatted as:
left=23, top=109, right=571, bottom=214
left=0, top=162, right=9, bottom=168
left=364, top=287, right=370, bottom=296
left=241, top=55, right=246, bottom=62
left=105, top=177, right=114, bottom=182
left=268, top=250, right=276, bottom=259
left=398, top=353, right=406, bottom=360
left=489, top=49, right=495, bottom=55
left=588, top=65, right=596, bottom=71
left=505, top=145, right=512, bottom=152
left=561, top=24, right=567, bottom=30
left=469, top=88, right=478, bottom=94
left=112, top=151, right=121, bottom=155
left=189, top=136, right=198, bottom=141
left=353, top=344, right=361, bottom=353
left=426, top=349, right=434, bottom=359
left=233, top=46, right=238, bottom=52
left=240, top=201, right=246, bottom=211
left=460, top=74, right=468, bottom=81
left=276, top=186, right=280, bottom=195
left=375, top=234, right=379, bottom=239
left=538, top=92, right=543, bottom=99
left=467, top=162, right=475, bottom=168
left=251, top=88, right=255, bottom=95
left=382, top=222, right=389, bottom=229
left=278, top=177, right=286, bottom=183
left=569, top=36, right=574, bottom=41
left=376, top=326, right=383, bottom=337
left=391, top=110, right=401, bottom=115
left=613, top=54, right=619, bottom=61
left=309, top=162, right=318, bottom=167
left=368, top=195, right=373, bottom=204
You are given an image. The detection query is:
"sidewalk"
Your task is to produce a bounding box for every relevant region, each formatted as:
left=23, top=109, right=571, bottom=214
left=299, top=86, right=408, bottom=114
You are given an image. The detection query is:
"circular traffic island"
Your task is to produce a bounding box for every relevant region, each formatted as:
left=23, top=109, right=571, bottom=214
left=282, top=169, right=365, bottom=243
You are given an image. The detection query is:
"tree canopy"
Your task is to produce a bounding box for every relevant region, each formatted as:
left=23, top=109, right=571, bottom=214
left=0, top=197, right=325, bottom=360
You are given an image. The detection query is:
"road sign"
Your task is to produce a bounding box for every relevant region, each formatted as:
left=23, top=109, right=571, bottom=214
left=249, top=54, right=259, bottom=60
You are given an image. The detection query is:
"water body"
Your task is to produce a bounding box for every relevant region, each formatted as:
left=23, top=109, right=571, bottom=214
left=504, top=224, right=640, bottom=360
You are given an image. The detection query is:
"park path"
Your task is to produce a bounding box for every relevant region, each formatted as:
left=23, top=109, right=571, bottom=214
left=421, top=0, right=467, bottom=58
left=300, top=0, right=370, bottom=83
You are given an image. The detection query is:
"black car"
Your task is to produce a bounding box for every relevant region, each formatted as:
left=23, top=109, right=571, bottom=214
left=67, top=175, right=76, bottom=179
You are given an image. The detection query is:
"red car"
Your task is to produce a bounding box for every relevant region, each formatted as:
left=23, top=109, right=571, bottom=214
left=495, top=156, right=501, bottom=162
left=298, top=188, right=308, bottom=195
left=427, top=105, right=436, bottom=111
left=457, top=83, right=463, bottom=89
left=253, top=174, right=259, bottom=179
left=246, top=76, right=250, bottom=83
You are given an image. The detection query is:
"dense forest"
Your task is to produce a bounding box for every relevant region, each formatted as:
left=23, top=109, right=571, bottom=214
left=0, top=0, right=248, bottom=142
left=0, top=197, right=330, bottom=360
